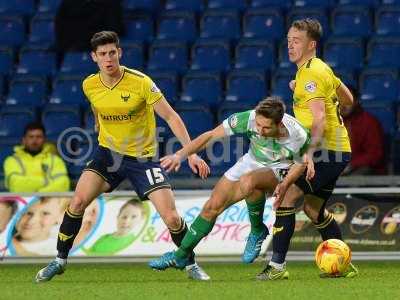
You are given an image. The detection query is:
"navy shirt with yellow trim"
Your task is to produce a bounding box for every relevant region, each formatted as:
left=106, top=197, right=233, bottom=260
left=82, top=66, right=163, bottom=157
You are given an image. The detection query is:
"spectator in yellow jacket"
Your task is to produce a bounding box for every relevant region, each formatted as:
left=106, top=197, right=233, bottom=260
left=3, top=122, right=70, bottom=192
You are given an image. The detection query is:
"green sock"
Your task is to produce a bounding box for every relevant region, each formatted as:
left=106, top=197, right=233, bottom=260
left=175, top=216, right=215, bottom=258
left=246, top=197, right=267, bottom=234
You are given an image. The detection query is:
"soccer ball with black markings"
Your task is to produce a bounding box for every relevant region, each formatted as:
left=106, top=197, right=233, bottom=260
left=315, top=239, right=351, bottom=275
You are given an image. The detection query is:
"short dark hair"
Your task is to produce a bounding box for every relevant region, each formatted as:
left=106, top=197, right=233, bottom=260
left=291, top=18, right=323, bottom=42
left=23, top=122, right=46, bottom=136
left=90, top=31, right=120, bottom=51
left=255, top=97, right=286, bottom=124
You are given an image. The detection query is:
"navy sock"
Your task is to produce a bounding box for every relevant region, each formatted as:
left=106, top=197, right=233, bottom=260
left=57, top=209, right=83, bottom=259
left=314, top=213, right=342, bottom=241
left=271, top=207, right=296, bottom=264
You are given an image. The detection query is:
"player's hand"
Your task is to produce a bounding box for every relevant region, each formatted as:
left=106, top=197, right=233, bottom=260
left=273, top=182, right=288, bottom=210
left=289, top=80, right=296, bottom=91
left=304, top=154, right=315, bottom=180
left=160, top=153, right=182, bottom=173
left=188, top=154, right=210, bottom=179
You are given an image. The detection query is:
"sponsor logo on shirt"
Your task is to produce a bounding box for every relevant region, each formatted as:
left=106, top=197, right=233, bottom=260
left=229, top=115, right=238, bottom=128
left=304, top=81, right=317, bottom=93
left=151, top=82, right=160, bottom=93
left=121, top=93, right=131, bottom=102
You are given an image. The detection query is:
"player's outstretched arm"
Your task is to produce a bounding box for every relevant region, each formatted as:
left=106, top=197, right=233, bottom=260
left=160, top=125, right=226, bottom=173
left=154, top=97, right=211, bottom=178
left=336, top=82, right=353, bottom=106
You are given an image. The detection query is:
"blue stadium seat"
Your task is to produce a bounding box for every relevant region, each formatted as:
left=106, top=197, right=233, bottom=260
left=362, top=101, right=396, bottom=135
left=0, top=16, right=25, bottom=47
left=0, top=47, right=13, bottom=75
left=277, top=40, right=296, bottom=70
left=359, top=68, right=399, bottom=102
left=190, top=39, right=231, bottom=72
left=0, top=0, right=35, bottom=16
left=176, top=106, right=214, bottom=138
left=243, top=8, right=284, bottom=40
left=225, top=70, right=267, bottom=106
left=180, top=71, right=222, bottom=110
left=0, top=106, right=36, bottom=138
left=84, top=108, right=96, bottom=134
left=16, top=46, right=57, bottom=76
left=217, top=102, right=253, bottom=123
left=207, top=136, right=249, bottom=176
left=207, top=0, right=247, bottom=11
left=0, top=137, right=19, bottom=178
left=332, top=6, right=372, bottom=38
left=147, top=41, right=188, bottom=73
left=123, top=0, right=161, bottom=12
left=164, top=0, right=204, bottom=13
left=338, top=0, right=379, bottom=7
left=120, top=43, right=144, bottom=69
left=250, top=0, right=291, bottom=10
left=367, top=37, right=400, bottom=68
left=123, top=14, right=154, bottom=43
left=271, top=69, right=296, bottom=104
left=382, top=0, right=400, bottom=4
left=147, top=71, right=178, bottom=102
left=200, top=9, right=241, bottom=40
left=49, top=75, right=87, bottom=107
left=157, top=11, right=197, bottom=43
left=60, top=51, right=97, bottom=75
left=375, top=6, right=400, bottom=36
left=323, top=37, right=364, bottom=72
left=333, top=68, right=357, bottom=90
left=38, top=0, right=62, bottom=13
left=6, top=76, right=47, bottom=107
left=293, top=0, right=336, bottom=8
left=41, top=105, right=82, bottom=140
left=29, top=13, right=55, bottom=46
left=235, top=39, right=276, bottom=71
left=156, top=115, right=172, bottom=140
left=287, top=8, right=329, bottom=36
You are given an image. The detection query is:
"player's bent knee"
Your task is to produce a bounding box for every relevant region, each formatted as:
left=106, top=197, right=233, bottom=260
left=201, top=201, right=223, bottom=220
left=303, top=203, right=320, bottom=223
left=69, top=194, right=91, bottom=214
left=239, top=175, right=255, bottom=196
left=162, top=213, right=181, bottom=230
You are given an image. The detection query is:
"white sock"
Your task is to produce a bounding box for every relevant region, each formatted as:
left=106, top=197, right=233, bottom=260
left=55, top=257, right=67, bottom=266
left=269, top=261, right=285, bottom=270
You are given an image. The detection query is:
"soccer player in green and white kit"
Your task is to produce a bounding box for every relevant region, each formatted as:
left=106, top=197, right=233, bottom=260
left=149, top=97, right=313, bottom=272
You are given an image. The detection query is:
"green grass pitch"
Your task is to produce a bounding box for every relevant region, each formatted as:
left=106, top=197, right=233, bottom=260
left=1, top=261, right=399, bottom=300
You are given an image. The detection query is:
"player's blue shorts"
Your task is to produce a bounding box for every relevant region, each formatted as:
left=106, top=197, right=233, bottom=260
left=294, top=150, right=351, bottom=201
left=84, top=146, right=171, bottom=199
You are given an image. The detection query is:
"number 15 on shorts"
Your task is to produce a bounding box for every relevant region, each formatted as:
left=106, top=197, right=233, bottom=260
left=146, top=168, right=165, bottom=185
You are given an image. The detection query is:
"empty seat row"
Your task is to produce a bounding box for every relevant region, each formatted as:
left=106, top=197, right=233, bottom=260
left=3, top=5, right=400, bottom=50
left=1, top=65, right=400, bottom=113
left=123, top=6, right=400, bottom=44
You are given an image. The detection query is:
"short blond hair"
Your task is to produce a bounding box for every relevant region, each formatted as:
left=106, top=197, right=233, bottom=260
left=291, top=18, right=322, bottom=42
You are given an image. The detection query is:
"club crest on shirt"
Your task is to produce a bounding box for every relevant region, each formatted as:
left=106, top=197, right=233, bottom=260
left=151, top=82, right=160, bottom=93
left=304, top=81, right=317, bottom=93
left=121, top=93, right=130, bottom=102
left=229, top=115, right=238, bottom=128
